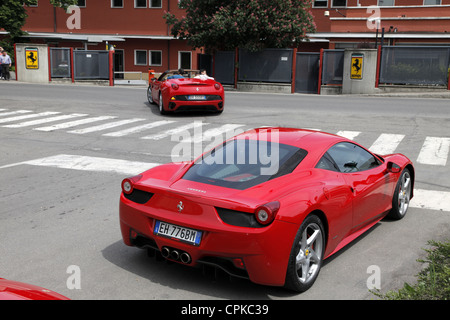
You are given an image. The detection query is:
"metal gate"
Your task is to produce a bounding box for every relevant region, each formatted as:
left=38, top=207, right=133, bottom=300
left=214, top=51, right=235, bottom=85
left=50, top=48, right=71, bottom=78
left=295, top=53, right=320, bottom=94
left=73, top=50, right=110, bottom=80
left=239, top=48, right=293, bottom=83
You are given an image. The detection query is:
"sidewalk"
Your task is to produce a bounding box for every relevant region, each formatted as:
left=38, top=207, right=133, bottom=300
left=356, top=91, right=450, bottom=99
left=5, top=74, right=450, bottom=99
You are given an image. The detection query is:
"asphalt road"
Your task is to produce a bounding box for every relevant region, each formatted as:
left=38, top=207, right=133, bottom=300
left=0, top=81, right=449, bottom=301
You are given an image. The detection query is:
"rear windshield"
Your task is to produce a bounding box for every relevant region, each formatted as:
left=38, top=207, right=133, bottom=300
left=182, top=139, right=307, bottom=190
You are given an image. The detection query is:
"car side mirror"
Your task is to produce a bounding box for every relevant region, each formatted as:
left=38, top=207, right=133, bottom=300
left=387, top=161, right=401, bottom=173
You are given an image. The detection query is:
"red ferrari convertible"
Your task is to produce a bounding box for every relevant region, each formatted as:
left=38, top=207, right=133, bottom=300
left=147, top=70, right=225, bottom=114
left=119, top=128, right=414, bottom=292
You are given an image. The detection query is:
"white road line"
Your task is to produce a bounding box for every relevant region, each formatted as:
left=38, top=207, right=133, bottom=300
left=103, top=120, right=176, bottom=137
left=336, top=131, right=361, bottom=140
left=369, top=134, right=405, bottom=155
left=1, top=153, right=449, bottom=213
left=183, top=124, right=246, bottom=143
left=3, top=113, right=88, bottom=128
left=0, top=112, right=60, bottom=124
left=1, top=154, right=160, bottom=176
left=68, top=118, right=146, bottom=134
left=0, top=109, right=7, bottom=112
left=417, top=137, right=450, bottom=166
left=34, top=116, right=118, bottom=132
left=140, top=121, right=209, bottom=140
left=410, top=189, right=450, bottom=212
left=0, top=110, right=33, bottom=117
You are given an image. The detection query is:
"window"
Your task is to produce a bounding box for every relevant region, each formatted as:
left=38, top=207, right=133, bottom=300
left=332, top=0, right=346, bottom=7
left=313, top=0, right=328, bottom=7
left=325, top=142, right=381, bottom=173
left=135, top=0, right=146, bottom=8
left=149, top=0, right=162, bottom=8
left=111, top=0, right=123, bottom=8
left=424, top=0, right=441, bottom=5
left=134, top=50, right=147, bottom=65
left=182, top=139, right=308, bottom=190
left=77, top=0, right=86, bottom=7
left=316, top=152, right=340, bottom=172
left=149, top=50, right=162, bottom=66
left=178, top=51, right=192, bottom=70
left=378, top=0, right=395, bottom=6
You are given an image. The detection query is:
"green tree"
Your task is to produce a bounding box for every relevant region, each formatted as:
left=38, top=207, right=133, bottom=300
left=164, top=0, right=316, bottom=52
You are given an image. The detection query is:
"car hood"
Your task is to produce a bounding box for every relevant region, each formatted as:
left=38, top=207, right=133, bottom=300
left=0, top=278, right=69, bottom=300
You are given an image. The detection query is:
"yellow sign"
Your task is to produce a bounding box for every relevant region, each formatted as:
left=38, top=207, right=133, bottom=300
left=351, top=54, right=363, bottom=80
left=25, top=48, right=39, bottom=69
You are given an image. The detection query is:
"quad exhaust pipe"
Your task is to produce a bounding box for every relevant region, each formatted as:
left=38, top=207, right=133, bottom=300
left=161, top=246, right=191, bottom=264
left=180, top=252, right=192, bottom=264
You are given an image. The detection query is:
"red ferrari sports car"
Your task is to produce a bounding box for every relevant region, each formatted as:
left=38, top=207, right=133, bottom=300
left=0, top=278, right=69, bottom=300
left=119, top=128, right=414, bottom=292
left=147, top=70, right=225, bottom=114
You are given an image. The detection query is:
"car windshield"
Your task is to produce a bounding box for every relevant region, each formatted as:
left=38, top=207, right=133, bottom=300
left=182, top=139, right=307, bottom=190
left=159, top=70, right=200, bottom=81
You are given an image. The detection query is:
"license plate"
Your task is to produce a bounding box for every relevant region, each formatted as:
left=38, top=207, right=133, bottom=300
left=188, top=95, right=206, bottom=100
left=154, top=220, right=202, bottom=246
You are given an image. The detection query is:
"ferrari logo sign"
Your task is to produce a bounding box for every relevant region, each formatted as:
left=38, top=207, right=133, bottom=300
left=25, top=48, right=39, bottom=69
left=177, top=201, right=184, bottom=213
left=350, top=53, right=363, bottom=80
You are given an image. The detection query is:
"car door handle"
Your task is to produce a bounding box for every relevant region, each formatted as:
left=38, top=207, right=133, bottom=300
left=350, top=186, right=355, bottom=194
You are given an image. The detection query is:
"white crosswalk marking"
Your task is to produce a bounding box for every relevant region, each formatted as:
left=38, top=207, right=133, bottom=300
left=68, top=118, right=146, bottom=134
left=336, top=131, right=361, bottom=140
left=0, top=111, right=448, bottom=168
left=0, top=112, right=60, bottom=124
left=1, top=153, right=450, bottom=212
left=369, top=134, right=405, bottom=155
left=410, top=189, right=450, bottom=212
left=417, top=137, right=450, bottom=166
left=141, top=121, right=209, bottom=140
left=3, top=113, right=88, bottom=128
left=9, top=154, right=159, bottom=176
left=0, top=110, right=33, bottom=117
left=34, top=116, right=118, bottom=132
left=103, top=120, right=176, bottom=137
left=183, top=124, right=246, bottom=143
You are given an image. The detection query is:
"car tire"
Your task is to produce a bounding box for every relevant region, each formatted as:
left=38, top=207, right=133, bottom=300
left=285, top=214, right=325, bottom=293
left=147, top=86, right=155, bottom=104
left=387, top=168, right=412, bottom=220
left=159, top=92, right=167, bottom=115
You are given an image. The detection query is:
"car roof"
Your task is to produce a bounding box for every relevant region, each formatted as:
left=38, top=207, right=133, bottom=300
left=234, top=127, right=346, bottom=151
left=233, top=127, right=350, bottom=168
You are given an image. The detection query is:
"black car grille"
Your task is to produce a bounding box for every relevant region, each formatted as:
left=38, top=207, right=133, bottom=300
left=123, top=189, right=154, bottom=204
left=215, top=207, right=263, bottom=228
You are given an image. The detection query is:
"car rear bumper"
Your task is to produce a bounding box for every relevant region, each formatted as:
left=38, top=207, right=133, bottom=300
left=167, top=99, right=224, bottom=112
left=119, top=195, right=298, bottom=286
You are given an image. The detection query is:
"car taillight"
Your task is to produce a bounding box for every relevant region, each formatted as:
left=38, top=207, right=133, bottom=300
left=214, top=83, right=220, bottom=90
left=171, top=83, right=179, bottom=90
left=121, top=174, right=143, bottom=195
left=255, top=201, right=280, bottom=225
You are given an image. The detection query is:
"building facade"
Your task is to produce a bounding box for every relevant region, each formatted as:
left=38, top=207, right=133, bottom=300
left=309, top=0, right=450, bottom=49
left=2, top=0, right=450, bottom=77
left=16, top=0, right=203, bottom=77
